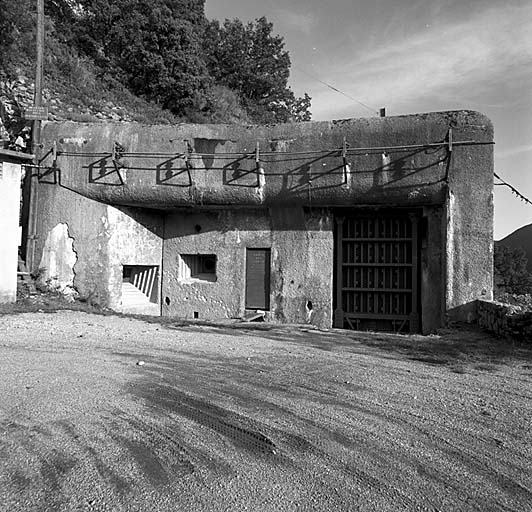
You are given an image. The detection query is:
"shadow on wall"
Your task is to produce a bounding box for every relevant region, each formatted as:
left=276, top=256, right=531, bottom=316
left=156, top=156, right=192, bottom=187
left=447, top=301, right=481, bottom=324
left=43, top=145, right=450, bottom=195
left=370, top=148, right=450, bottom=190
left=113, top=205, right=165, bottom=237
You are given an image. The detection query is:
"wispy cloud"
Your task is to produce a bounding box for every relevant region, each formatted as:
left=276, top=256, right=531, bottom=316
left=496, top=144, right=532, bottom=158
left=306, top=4, right=532, bottom=118
left=276, top=9, right=317, bottom=35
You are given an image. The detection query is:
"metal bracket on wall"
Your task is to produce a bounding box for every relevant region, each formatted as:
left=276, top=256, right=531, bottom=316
left=342, top=137, right=350, bottom=184
left=37, top=141, right=59, bottom=184
left=183, top=140, right=194, bottom=186
left=447, top=128, right=453, bottom=153
left=111, top=141, right=126, bottom=185
left=444, top=128, right=453, bottom=183
left=255, top=142, right=264, bottom=188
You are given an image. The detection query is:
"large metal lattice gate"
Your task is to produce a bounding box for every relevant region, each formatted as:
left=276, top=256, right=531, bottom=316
left=334, top=212, right=420, bottom=333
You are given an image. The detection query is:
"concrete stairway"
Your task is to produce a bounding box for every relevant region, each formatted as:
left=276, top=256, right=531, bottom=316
left=118, top=282, right=160, bottom=316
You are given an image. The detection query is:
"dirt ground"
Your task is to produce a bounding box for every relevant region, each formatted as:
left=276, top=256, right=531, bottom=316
left=0, top=309, right=531, bottom=512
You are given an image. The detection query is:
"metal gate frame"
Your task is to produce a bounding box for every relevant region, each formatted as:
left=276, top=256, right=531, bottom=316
left=333, top=210, right=420, bottom=333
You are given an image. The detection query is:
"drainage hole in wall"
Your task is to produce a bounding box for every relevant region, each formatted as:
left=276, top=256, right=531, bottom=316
left=195, top=224, right=202, bottom=233
left=165, top=297, right=171, bottom=306
left=194, top=311, right=199, bottom=319
left=306, top=300, right=313, bottom=311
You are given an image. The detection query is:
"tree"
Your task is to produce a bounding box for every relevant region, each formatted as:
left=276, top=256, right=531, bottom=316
left=204, top=17, right=311, bottom=124
left=60, top=0, right=211, bottom=116
left=0, top=0, right=36, bottom=74
left=493, top=242, right=532, bottom=295
left=1, top=1, right=310, bottom=124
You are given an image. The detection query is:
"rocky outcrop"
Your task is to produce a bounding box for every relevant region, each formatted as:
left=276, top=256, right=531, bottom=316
left=0, top=73, right=135, bottom=148
left=0, top=75, right=33, bottom=144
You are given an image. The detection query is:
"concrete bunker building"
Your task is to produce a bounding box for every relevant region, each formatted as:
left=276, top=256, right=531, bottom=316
left=32, top=110, right=494, bottom=333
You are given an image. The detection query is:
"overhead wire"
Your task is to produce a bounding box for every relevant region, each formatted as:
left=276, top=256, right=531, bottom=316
left=52, top=139, right=492, bottom=161
left=292, top=65, right=380, bottom=116
left=494, top=172, right=532, bottom=206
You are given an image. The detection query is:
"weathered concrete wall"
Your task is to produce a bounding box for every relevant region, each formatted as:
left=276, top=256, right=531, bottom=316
left=420, top=206, right=446, bottom=332
left=0, top=160, right=21, bottom=303
left=38, top=112, right=490, bottom=209
left=445, top=112, right=494, bottom=322
left=162, top=207, right=333, bottom=327
left=270, top=208, right=333, bottom=326
left=32, top=111, right=493, bottom=329
left=35, top=179, right=163, bottom=307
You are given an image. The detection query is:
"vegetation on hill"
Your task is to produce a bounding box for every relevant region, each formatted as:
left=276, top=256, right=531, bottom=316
left=0, top=0, right=311, bottom=134
left=498, top=223, right=532, bottom=273
left=493, top=242, right=532, bottom=296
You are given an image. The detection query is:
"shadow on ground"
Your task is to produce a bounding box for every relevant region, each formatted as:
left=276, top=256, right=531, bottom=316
left=160, top=322, right=532, bottom=372
left=3, top=291, right=531, bottom=372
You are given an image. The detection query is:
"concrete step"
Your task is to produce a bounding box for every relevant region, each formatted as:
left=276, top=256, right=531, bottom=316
left=118, top=282, right=160, bottom=316
left=118, top=302, right=160, bottom=316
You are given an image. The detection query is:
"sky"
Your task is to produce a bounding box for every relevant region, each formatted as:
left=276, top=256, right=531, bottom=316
left=205, top=0, right=532, bottom=240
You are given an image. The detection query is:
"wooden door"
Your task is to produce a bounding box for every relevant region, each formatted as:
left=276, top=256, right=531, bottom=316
left=245, top=249, right=271, bottom=310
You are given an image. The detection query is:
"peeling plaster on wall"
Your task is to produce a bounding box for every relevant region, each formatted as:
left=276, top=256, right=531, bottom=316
left=58, top=137, right=87, bottom=146
left=38, top=223, right=77, bottom=296
left=270, top=139, right=293, bottom=152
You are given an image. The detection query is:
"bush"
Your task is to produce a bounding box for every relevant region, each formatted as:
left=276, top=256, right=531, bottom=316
left=494, top=242, right=532, bottom=295
left=495, top=293, right=532, bottom=312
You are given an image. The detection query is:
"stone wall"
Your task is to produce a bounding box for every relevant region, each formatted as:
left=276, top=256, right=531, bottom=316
left=477, top=299, right=532, bottom=341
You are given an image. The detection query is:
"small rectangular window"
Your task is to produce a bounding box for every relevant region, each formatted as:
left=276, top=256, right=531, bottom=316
left=179, top=254, right=217, bottom=282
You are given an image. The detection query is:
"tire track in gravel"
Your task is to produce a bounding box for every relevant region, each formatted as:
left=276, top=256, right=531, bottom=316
left=127, top=383, right=277, bottom=454
left=0, top=419, right=78, bottom=511
left=120, top=349, right=532, bottom=511
left=125, top=376, right=431, bottom=511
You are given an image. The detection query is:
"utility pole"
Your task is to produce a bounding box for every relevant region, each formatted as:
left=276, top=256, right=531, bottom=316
left=26, top=0, right=45, bottom=271
left=34, top=0, right=44, bottom=123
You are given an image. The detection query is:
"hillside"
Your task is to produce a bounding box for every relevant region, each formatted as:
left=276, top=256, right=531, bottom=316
left=499, top=223, right=532, bottom=272
left=0, top=0, right=311, bottom=147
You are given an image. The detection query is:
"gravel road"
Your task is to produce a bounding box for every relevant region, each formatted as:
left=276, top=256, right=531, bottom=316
left=0, top=310, right=531, bottom=511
